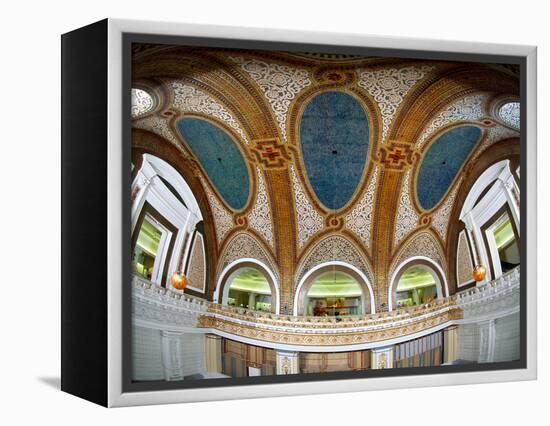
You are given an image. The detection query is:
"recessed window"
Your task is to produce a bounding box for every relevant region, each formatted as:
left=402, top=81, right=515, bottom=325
left=305, top=271, right=363, bottom=316
left=396, top=266, right=438, bottom=308
left=131, top=88, right=155, bottom=118
left=226, top=268, right=272, bottom=312
left=498, top=101, right=520, bottom=129
left=492, top=213, right=520, bottom=273
left=132, top=217, right=162, bottom=280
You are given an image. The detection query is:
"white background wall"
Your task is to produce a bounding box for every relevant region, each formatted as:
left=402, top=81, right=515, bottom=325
left=0, top=0, right=547, bottom=425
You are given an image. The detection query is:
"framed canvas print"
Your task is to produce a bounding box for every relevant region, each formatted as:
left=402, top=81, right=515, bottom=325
left=61, top=19, right=537, bottom=407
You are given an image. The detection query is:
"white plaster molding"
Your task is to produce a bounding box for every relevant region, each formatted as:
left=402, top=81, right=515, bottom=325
left=293, top=261, right=376, bottom=316
left=388, top=256, right=449, bottom=311
left=214, top=258, right=281, bottom=314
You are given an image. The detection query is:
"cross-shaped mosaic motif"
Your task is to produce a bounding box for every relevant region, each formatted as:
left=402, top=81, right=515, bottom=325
left=379, top=142, right=417, bottom=170
left=252, top=138, right=292, bottom=170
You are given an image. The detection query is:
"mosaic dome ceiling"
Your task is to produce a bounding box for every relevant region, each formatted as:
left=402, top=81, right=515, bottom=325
left=176, top=117, right=250, bottom=211
left=131, top=45, right=520, bottom=309
left=299, top=91, right=371, bottom=211
left=417, top=125, right=482, bottom=210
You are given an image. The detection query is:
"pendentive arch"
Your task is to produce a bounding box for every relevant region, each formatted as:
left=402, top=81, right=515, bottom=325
left=139, top=153, right=203, bottom=220
left=388, top=65, right=518, bottom=145
left=214, top=258, right=280, bottom=314
left=445, top=138, right=520, bottom=293
left=132, top=129, right=219, bottom=300
left=293, top=261, right=376, bottom=316
left=388, top=256, right=448, bottom=312
left=460, top=160, right=512, bottom=218
left=132, top=49, right=279, bottom=140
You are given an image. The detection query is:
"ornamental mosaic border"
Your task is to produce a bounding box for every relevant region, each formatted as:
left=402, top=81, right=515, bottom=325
left=344, top=165, right=379, bottom=250
left=133, top=115, right=185, bottom=154
left=217, top=232, right=279, bottom=281
left=431, top=179, right=462, bottom=242
left=290, top=164, right=324, bottom=249
left=230, top=57, right=312, bottom=143
left=393, top=169, right=419, bottom=248
left=390, top=230, right=446, bottom=280
left=169, top=81, right=251, bottom=145
left=357, top=65, right=434, bottom=144
left=247, top=167, right=275, bottom=248
left=198, top=306, right=462, bottom=346
left=416, top=93, right=487, bottom=149
left=295, top=234, right=374, bottom=288
left=198, top=175, right=233, bottom=245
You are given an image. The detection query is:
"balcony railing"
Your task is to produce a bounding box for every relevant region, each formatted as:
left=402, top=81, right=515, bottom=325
left=132, top=265, right=520, bottom=347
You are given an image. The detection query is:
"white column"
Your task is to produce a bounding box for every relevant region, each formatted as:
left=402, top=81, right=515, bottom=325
left=499, top=173, right=520, bottom=234
left=371, top=346, right=394, bottom=369
left=463, top=212, right=491, bottom=285
left=131, top=173, right=156, bottom=233
left=276, top=351, right=299, bottom=375
left=205, top=334, right=222, bottom=374
left=443, top=326, right=459, bottom=365
left=478, top=319, right=496, bottom=363
left=160, top=331, right=184, bottom=381
left=248, top=293, right=257, bottom=310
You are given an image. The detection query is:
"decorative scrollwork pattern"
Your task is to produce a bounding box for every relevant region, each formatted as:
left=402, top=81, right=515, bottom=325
left=230, top=57, right=312, bottom=142
left=218, top=232, right=278, bottom=279
left=498, top=101, right=520, bottom=129
left=431, top=180, right=461, bottom=241
left=394, top=169, right=419, bottom=248
left=170, top=81, right=250, bottom=145
left=358, top=66, right=434, bottom=143
left=198, top=176, right=233, bottom=245
left=290, top=165, right=324, bottom=248
left=456, top=230, right=474, bottom=287
left=133, top=115, right=184, bottom=152
left=248, top=167, right=274, bottom=248
left=390, top=231, right=445, bottom=280
left=296, top=235, right=373, bottom=286
left=345, top=165, right=379, bottom=249
left=187, top=233, right=206, bottom=293
left=131, top=88, right=155, bottom=118
left=416, top=94, right=486, bottom=149
left=473, top=124, right=519, bottom=160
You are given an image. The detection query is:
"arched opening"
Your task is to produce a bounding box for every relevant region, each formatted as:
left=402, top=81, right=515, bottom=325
left=226, top=268, right=273, bottom=312
left=458, top=160, right=520, bottom=282
left=395, top=266, right=438, bottom=308
left=131, top=153, right=208, bottom=293
left=389, top=258, right=446, bottom=311
left=294, top=262, right=374, bottom=316
left=304, top=270, right=363, bottom=317
left=491, top=212, right=520, bottom=274
left=218, top=260, right=279, bottom=313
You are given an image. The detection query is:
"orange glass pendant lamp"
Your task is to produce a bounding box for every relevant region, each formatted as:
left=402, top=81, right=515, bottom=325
left=472, top=265, right=487, bottom=282
left=171, top=272, right=188, bottom=290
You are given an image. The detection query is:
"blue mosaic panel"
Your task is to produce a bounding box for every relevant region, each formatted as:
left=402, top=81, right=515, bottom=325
left=177, top=118, right=250, bottom=211
left=417, top=125, right=482, bottom=210
left=299, top=91, right=371, bottom=210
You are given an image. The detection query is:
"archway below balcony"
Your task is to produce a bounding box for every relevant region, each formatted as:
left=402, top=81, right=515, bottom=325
left=388, top=257, right=447, bottom=311
left=216, top=259, right=279, bottom=314
left=294, top=262, right=375, bottom=316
